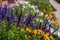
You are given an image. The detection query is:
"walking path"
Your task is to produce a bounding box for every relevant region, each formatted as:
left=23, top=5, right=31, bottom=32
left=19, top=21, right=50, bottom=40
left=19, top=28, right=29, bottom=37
left=49, top=0, right=60, bottom=21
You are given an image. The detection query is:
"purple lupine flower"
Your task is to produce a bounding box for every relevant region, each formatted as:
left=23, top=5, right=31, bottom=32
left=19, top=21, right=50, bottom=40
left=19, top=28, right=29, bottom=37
left=24, top=12, right=37, bottom=26
left=0, top=6, right=2, bottom=21
left=10, top=14, right=15, bottom=23
left=46, top=25, right=51, bottom=33
left=0, top=15, right=2, bottom=22
left=9, top=9, right=16, bottom=23
left=24, top=13, right=32, bottom=26
left=36, top=22, right=41, bottom=29
left=17, top=10, right=24, bottom=25
left=6, top=8, right=11, bottom=21
left=30, top=21, right=35, bottom=27
left=44, top=20, right=48, bottom=32
left=55, top=37, right=60, bottom=40
left=2, top=5, right=8, bottom=18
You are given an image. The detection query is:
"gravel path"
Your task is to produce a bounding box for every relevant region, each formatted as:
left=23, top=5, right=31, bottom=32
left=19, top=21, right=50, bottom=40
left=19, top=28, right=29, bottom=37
left=49, top=0, right=60, bottom=21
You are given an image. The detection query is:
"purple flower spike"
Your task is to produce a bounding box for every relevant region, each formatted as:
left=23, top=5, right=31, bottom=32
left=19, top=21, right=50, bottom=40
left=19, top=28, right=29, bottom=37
left=55, top=38, right=60, bottom=40
left=0, top=7, right=2, bottom=15
left=0, top=7, right=2, bottom=21
left=44, top=20, right=48, bottom=32
left=36, top=23, right=41, bottom=29
left=24, top=13, right=32, bottom=26
left=2, top=5, right=8, bottom=18
left=9, top=9, right=16, bottom=23
left=30, top=22, right=35, bottom=27
left=10, top=14, right=15, bottom=23
left=18, top=13, right=24, bottom=21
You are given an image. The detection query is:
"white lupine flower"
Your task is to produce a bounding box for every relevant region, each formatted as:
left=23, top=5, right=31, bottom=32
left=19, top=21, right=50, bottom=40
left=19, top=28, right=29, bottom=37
left=23, top=6, right=26, bottom=8
left=48, top=19, right=52, bottom=24
left=33, top=21, right=34, bottom=23
left=45, top=14, right=48, bottom=17
left=24, top=1, right=29, bottom=4
left=40, top=12, right=44, bottom=16
left=58, top=32, right=60, bottom=37
left=28, top=4, right=31, bottom=7
left=36, top=9, right=39, bottom=13
left=40, top=20, right=43, bottom=22
left=50, top=28, right=54, bottom=33
left=31, top=5, right=35, bottom=9
left=48, top=19, right=51, bottom=22
left=58, top=28, right=60, bottom=37
left=34, top=6, right=38, bottom=8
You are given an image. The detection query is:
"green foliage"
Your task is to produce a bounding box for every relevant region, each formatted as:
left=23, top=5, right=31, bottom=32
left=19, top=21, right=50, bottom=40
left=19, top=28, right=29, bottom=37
left=28, top=0, right=53, bottom=12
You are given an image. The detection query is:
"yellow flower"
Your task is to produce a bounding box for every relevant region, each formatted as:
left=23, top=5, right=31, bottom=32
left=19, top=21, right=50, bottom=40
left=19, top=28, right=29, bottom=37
left=26, top=27, right=32, bottom=33
left=20, top=28, right=25, bottom=32
left=58, top=21, right=60, bottom=26
left=33, top=29, right=37, bottom=35
left=33, top=29, right=44, bottom=35
left=40, top=12, right=44, bottom=16
left=52, top=20, right=57, bottom=24
left=56, top=21, right=60, bottom=26
left=43, top=33, right=50, bottom=40
left=47, top=14, right=52, bottom=19
left=49, top=12, right=53, bottom=14
left=37, top=29, right=43, bottom=34
left=52, top=20, right=60, bottom=26
left=50, top=36, right=54, bottom=40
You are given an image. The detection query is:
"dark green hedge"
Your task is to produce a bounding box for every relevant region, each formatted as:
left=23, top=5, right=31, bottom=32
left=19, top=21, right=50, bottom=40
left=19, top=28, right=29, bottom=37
left=55, top=0, right=60, bottom=3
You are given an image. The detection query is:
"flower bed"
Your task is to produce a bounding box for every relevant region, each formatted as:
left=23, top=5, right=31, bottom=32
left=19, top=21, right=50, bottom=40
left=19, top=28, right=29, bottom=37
left=0, top=1, right=60, bottom=40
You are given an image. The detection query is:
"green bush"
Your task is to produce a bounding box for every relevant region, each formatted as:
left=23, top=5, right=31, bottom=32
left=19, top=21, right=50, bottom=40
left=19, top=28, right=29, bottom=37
left=55, top=0, right=60, bottom=3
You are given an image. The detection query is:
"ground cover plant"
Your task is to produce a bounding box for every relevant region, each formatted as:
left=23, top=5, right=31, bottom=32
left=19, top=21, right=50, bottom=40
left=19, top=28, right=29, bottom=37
left=0, top=1, right=60, bottom=40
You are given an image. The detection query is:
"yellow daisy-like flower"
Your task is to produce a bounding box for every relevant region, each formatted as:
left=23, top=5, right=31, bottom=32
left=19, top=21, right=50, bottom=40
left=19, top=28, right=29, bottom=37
left=47, top=14, right=53, bottom=19
left=26, top=27, right=32, bottom=33
left=20, top=28, right=25, bottom=32
left=49, top=12, right=53, bottom=14
left=56, top=21, right=60, bottom=26
left=33, top=29, right=37, bottom=35
left=52, top=20, right=57, bottom=24
left=37, top=29, right=43, bottom=35
left=43, top=33, right=50, bottom=40
left=52, top=20, right=60, bottom=26
left=33, top=29, right=44, bottom=35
